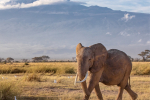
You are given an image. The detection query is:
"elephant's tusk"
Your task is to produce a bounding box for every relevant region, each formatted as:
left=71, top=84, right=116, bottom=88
left=74, top=72, right=88, bottom=85
left=74, top=74, right=78, bottom=85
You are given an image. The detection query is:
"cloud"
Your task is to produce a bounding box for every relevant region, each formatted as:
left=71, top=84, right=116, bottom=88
left=121, top=13, right=135, bottom=22
left=72, top=0, right=150, bottom=14
left=119, top=31, right=130, bottom=36
left=1, top=0, right=150, bottom=14
left=106, top=32, right=111, bottom=35
left=0, top=0, right=10, bottom=4
left=147, top=41, right=150, bottom=44
left=138, top=39, right=142, bottom=42
left=0, top=0, right=69, bottom=9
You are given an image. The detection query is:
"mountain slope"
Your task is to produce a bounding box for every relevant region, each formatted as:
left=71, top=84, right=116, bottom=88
left=0, top=1, right=149, bottom=59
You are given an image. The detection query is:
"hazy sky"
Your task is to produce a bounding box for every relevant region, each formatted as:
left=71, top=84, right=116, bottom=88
left=0, top=0, right=149, bottom=13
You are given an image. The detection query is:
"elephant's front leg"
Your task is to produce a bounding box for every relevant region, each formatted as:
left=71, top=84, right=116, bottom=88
left=84, top=68, right=104, bottom=100
left=95, top=84, right=103, bottom=100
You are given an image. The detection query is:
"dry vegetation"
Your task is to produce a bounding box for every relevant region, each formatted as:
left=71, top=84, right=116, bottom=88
left=132, top=62, right=150, bottom=75
left=0, top=62, right=77, bottom=74
left=0, top=62, right=150, bottom=100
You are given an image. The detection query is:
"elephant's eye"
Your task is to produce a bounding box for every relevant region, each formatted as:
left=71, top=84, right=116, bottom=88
left=89, top=59, right=91, bottom=61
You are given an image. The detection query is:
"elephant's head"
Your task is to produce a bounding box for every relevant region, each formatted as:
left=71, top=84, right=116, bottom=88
left=74, top=43, right=107, bottom=89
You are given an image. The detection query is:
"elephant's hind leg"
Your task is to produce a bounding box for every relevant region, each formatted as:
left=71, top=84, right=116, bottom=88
left=116, top=87, right=124, bottom=100
left=94, top=84, right=103, bottom=100
left=116, top=76, right=129, bottom=100
left=125, top=85, right=138, bottom=100
left=116, top=65, right=131, bottom=100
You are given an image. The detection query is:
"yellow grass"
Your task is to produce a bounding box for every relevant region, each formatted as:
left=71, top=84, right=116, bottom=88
left=0, top=62, right=150, bottom=99
left=0, top=62, right=77, bottom=74
left=132, top=62, right=150, bottom=75
left=0, top=74, right=149, bottom=100
left=0, top=62, right=150, bottom=75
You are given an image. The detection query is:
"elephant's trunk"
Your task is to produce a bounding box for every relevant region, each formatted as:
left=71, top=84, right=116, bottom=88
left=74, top=71, right=90, bottom=98
left=74, top=72, right=88, bottom=85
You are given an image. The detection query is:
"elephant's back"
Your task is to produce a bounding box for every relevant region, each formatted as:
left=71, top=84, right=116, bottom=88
left=107, top=49, right=131, bottom=66
left=100, top=49, right=132, bottom=85
left=107, top=49, right=131, bottom=65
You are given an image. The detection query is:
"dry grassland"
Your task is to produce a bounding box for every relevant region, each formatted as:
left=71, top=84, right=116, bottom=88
left=0, top=62, right=150, bottom=100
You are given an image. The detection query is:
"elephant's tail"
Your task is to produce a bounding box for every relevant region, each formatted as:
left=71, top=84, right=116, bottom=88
left=128, top=76, right=131, bottom=88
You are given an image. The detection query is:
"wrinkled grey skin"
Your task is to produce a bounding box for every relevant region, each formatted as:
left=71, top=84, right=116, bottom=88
left=76, top=43, right=137, bottom=100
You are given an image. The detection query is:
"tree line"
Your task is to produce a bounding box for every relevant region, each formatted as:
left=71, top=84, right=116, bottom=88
left=128, top=49, right=150, bottom=62
left=0, top=50, right=150, bottom=63
left=0, top=55, right=50, bottom=63
left=0, top=55, right=77, bottom=63
left=138, top=50, right=150, bottom=61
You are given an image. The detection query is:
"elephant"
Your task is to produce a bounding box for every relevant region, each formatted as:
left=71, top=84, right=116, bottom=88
left=74, top=43, right=138, bottom=100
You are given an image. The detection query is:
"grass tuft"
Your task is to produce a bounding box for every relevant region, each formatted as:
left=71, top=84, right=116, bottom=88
left=24, top=73, right=42, bottom=82
left=0, top=82, right=21, bottom=100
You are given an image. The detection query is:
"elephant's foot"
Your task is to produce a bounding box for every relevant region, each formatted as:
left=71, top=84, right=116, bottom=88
left=83, top=94, right=90, bottom=100
left=98, top=97, right=103, bottom=100
left=125, top=85, right=138, bottom=100
left=131, top=93, right=138, bottom=100
left=116, top=97, right=122, bottom=100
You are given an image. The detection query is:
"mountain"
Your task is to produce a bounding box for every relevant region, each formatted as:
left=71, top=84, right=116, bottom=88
left=0, top=1, right=150, bottom=59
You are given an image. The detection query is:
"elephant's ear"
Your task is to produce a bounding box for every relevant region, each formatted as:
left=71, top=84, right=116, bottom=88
left=89, top=43, right=107, bottom=73
left=76, top=43, right=83, bottom=55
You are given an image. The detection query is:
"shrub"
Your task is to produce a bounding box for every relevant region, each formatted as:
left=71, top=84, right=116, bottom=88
left=65, top=67, right=75, bottom=74
left=10, top=68, right=26, bottom=73
left=24, top=62, right=29, bottom=65
left=3, top=61, right=6, bottom=64
left=0, top=82, right=20, bottom=100
left=24, top=73, right=41, bottom=82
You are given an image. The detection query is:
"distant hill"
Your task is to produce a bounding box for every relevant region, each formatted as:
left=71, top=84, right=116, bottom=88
left=0, top=1, right=149, bottom=59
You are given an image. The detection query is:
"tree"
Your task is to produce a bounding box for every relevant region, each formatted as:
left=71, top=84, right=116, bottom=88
left=128, top=56, right=133, bottom=61
left=6, top=57, right=14, bottom=62
left=32, top=55, right=50, bottom=62
left=22, top=59, right=28, bottom=62
left=41, top=55, right=50, bottom=61
left=32, top=57, right=43, bottom=62
left=138, top=50, right=150, bottom=61
left=146, top=54, right=150, bottom=60
left=0, top=58, right=4, bottom=62
left=72, top=57, right=76, bottom=61
left=134, top=58, right=140, bottom=62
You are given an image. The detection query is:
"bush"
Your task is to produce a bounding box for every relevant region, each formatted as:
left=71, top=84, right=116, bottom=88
left=24, top=73, right=41, bottom=82
left=24, top=62, right=29, bottom=65
left=11, top=68, right=26, bottom=73
left=0, top=82, right=20, bottom=100
left=65, top=67, right=75, bottom=74
left=3, top=61, right=6, bottom=64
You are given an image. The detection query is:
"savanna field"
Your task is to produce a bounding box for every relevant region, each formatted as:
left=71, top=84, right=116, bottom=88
left=0, top=62, right=150, bottom=100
